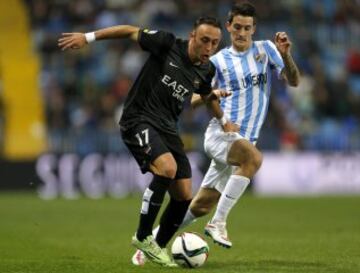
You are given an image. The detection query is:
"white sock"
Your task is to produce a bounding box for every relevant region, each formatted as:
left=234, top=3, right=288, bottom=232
left=152, top=225, right=159, bottom=238
left=179, top=209, right=197, bottom=228
left=211, top=175, right=250, bottom=223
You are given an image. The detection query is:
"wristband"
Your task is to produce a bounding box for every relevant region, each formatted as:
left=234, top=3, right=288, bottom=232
left=218, top=116, right=227, bottom=126
left=85, top=32, right=96, bottom=43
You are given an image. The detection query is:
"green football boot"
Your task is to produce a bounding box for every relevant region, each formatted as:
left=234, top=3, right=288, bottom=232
left=131, top=234, right=177, bottom=267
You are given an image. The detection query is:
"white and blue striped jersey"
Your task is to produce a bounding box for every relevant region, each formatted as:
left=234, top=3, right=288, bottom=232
left=210, top=40, right=284, bottom=143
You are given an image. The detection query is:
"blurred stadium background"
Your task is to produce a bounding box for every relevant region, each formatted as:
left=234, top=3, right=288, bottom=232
left=0, top=0, right=359, bottom=196
left=0, top=1, right=360, bottom=272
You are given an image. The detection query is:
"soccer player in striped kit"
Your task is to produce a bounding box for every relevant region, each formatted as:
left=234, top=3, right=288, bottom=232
left=185, top=2, right=300, bottom=248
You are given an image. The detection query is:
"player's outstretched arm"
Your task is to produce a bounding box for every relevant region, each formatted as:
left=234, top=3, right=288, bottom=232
left=191, top=89, right=231, bottom=109
left=199, top=91, right=238, bottom=132
left=274, top=32, right=300, bottom=87
left=58, top=25, right=140, bottom=51
left=191, top=94, right=203, bottom=108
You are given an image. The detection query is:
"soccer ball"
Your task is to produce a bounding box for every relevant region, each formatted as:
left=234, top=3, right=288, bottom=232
left=171, top=232, right=209, bottom=268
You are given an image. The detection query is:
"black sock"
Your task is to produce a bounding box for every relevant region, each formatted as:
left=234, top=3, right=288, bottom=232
left=136, top=175, right=171, bottom=242
left=156, top=198, right=191, bottom=247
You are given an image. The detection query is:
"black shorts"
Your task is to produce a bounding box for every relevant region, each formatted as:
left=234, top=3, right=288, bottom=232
left=121, top=122, right=191, bottom=179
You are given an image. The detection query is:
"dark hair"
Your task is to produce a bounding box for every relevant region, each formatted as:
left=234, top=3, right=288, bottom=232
left=227, top=2, right=257, bottom=24
left=193, top=16, right=222, bottom=30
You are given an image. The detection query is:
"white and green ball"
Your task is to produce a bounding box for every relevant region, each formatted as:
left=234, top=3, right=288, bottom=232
left=171, top=232, right=209, bottom=268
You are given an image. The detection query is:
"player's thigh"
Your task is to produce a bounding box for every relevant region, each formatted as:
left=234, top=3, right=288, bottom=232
left=204, top=125, right=243, bottom=165
left=168, top=178, right=192, bottom=201
left=121, top=123, right=175, bottom=174
left=161, top=132, right=192, bottom=181
left=201, top=159, right=232, bottom=193
left=227, top=138, right=261, bottom=166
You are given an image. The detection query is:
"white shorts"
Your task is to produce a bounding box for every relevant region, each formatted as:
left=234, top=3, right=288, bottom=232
left=201, top=119, right=244, bottom=193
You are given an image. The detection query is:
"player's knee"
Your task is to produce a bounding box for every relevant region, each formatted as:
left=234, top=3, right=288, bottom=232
left=151, top=153, right=178, bottom=179
left=227, top=156, right=239, bottom=166
left=241, top=150, right=262, bottom=178
left=159, top=164, right=177, bottom=179
left=250, top=149, right=263, bottom=171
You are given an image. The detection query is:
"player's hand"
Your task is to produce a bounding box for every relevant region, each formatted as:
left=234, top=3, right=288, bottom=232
left=209, top=89, right=232, bottom=100
left=274, top=32, right=292, bottom=56
left=222, top=121, right=239, bottom=133
left=58, top=33, right=87, bottom=51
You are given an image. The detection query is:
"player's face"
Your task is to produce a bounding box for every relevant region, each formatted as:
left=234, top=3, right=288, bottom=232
left=227, top=15, right=255, bottom=51
left=189, top=24, right=221, bottom=64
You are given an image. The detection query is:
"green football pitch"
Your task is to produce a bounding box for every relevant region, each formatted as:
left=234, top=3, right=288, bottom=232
left=0, top=192, right=359, bottom=273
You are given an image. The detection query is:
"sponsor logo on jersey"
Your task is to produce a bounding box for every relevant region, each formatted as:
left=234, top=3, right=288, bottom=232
left=240, top=72, right=268, bottom=88
left=255, top=53, right=266, bottom=63
left=161, top=74, right=190, bottom=102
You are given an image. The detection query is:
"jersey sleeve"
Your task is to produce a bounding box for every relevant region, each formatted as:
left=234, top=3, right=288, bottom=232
left=195, top=63, right=216, bottom=95
left=138, top=29, right=176, bottom=57
left=263, top=40, right=284, bottom=78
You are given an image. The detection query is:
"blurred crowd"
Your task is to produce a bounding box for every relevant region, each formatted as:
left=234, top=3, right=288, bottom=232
left=21, top=0, right=360, bottom=154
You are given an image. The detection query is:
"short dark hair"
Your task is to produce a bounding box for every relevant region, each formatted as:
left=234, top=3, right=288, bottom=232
left=227, top=2, right=257, bottom=24
left=193, top=16, right=222, bottom=30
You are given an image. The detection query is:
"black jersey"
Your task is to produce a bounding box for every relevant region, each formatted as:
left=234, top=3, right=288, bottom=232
left=120, top=29, right=216, bottom=135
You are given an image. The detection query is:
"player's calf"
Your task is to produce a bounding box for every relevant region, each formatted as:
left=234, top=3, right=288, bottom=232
left=189, top=187, right=220, bottom=217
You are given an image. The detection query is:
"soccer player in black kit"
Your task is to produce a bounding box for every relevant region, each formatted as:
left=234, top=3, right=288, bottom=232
left=59, top=17, right=228, bottom=267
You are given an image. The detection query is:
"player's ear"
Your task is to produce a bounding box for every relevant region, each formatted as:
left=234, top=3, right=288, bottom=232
left=226, top=21, right=231, bottom=33
left=189, top=30, right=195, bottom=39
left=252, top=24, right=256, bottom=35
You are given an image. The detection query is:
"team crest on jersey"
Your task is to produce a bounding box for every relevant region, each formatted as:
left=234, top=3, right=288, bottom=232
left=143, top=29, right=158, bottom=34
left=255, top=53, right=266, bottom=63
left=193, top=78, right=200, bottom=89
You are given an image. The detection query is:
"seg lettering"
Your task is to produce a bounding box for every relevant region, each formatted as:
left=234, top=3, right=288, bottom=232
left=36, top=152, right=205, bottom=199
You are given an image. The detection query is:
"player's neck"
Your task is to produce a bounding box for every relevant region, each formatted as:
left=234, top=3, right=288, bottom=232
left=188, top=40, right=202, bottom=66
left=232, top=42, right=252, bottom=53
left=188, top=53, right=201, bottom=66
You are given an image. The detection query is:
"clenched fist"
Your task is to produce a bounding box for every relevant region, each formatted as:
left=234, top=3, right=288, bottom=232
left=274, top=32, right=292, bottom=56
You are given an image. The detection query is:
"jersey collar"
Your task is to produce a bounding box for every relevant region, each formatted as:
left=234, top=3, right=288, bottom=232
left=228, top=42, right=254, bottom=56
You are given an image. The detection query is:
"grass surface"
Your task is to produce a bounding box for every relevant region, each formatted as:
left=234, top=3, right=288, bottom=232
left=0, top=192, right=359, bottom=273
